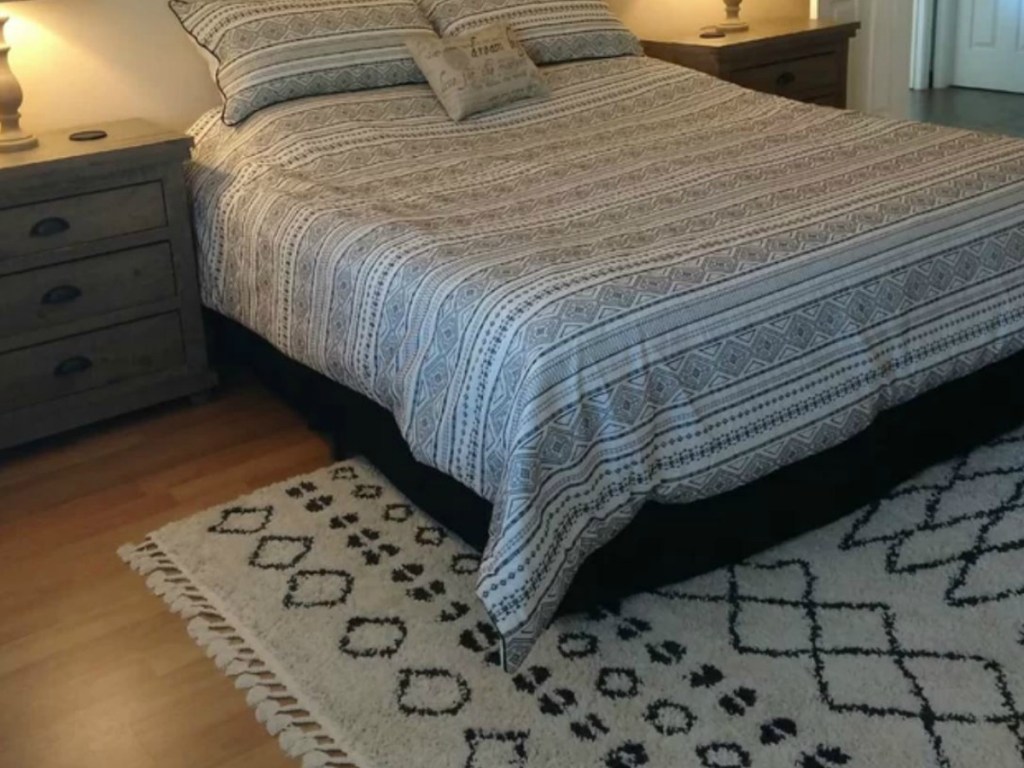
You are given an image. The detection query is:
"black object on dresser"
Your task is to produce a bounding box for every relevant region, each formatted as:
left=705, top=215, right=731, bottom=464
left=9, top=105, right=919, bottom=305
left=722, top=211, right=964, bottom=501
left=0, top=120, right=216, bottom=450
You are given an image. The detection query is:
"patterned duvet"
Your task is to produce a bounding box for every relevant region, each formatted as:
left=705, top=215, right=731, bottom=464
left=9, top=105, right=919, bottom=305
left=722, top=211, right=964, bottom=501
left=188, top=56, right=1024, bottom=669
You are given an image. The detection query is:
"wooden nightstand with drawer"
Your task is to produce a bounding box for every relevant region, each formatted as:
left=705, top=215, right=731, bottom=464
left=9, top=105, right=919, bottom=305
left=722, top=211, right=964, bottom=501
left=642, top=19, right=860, bottom=108
left=0, top=120, right=217, bottom=450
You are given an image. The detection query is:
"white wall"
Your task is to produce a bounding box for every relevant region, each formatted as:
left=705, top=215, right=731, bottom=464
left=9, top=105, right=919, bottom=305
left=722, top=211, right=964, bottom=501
left=6, top=0, right=809, bottom=135
left=817, top=0, right=913, bottom=117
left=7, top=0, right=221, bottom=133
left=609, top=0, right=809, bottom=39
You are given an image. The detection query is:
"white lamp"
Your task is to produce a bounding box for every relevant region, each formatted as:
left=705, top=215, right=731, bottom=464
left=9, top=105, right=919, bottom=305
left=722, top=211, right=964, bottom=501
left=0, top=2, right=36, bottom=153
left=718, top=0, right=749, bottom=33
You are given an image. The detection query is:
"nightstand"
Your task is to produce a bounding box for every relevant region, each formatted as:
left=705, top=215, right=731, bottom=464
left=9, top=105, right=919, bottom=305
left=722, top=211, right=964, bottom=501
left=643, top=19, right=860, bottom=108
left=0, top=120, right=217, bottom=450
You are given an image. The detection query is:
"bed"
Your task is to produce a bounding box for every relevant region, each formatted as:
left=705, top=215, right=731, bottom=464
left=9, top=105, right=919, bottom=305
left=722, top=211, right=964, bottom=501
left=188, top=55, right=1024, bottom=669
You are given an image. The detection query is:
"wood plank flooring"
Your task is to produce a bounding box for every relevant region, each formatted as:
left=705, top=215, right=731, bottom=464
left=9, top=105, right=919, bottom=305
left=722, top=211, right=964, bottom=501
left=0, top=374, right=333, bottom=768
left=909, top=86, right=1024, bottom=139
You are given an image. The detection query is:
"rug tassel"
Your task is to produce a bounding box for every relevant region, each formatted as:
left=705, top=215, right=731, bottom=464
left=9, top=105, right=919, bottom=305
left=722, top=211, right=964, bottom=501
left=266, top=712, right=295, bottom=736
left=280, top=727, right=320, bottom=758
left=225, top=659, right=251, bottom=677
left=301, top=750, right=331, bottom=768
left=119, top=537, right=354, bottom=768
left=235, top=672, right=265, bottom=690
left=246, top=684, right=275, bottom=707
left=255, top=697, right=281, bottom=722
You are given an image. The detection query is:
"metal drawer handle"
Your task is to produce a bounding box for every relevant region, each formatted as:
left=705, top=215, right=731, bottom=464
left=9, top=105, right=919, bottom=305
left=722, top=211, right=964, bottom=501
left=41, top=284, right=82, bottom=305
left=777, top=72, right=797, bottom=88
left=30, top=216, right=70, bottom=238
left=53, top=355, right=93, bottom=377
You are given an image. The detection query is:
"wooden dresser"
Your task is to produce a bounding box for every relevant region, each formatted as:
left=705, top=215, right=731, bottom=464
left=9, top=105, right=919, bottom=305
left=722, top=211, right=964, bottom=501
left=642, top=19, right=860, bottom=108
left=0, top=120, right=216, bottom=450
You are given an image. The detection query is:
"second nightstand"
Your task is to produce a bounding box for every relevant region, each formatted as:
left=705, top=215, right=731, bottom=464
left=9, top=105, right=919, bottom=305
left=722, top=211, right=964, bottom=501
left=0, top=120, right=217, bottom=450
left=643, top=19, right=860, bottom=108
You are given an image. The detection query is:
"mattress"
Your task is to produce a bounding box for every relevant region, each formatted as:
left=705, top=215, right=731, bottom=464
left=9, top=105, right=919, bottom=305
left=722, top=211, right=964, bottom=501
left=187, top=55, right=1024, bottom=669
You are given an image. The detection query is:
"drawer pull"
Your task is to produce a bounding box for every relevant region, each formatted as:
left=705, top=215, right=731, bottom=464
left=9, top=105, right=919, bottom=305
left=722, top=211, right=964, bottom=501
left=776, top=72, right=797, bottom=88
left=53, top=355, right=93, bottom=377
left=30, top=217, right=71, bottom=238
left=41, top=285, right=83, bottom=305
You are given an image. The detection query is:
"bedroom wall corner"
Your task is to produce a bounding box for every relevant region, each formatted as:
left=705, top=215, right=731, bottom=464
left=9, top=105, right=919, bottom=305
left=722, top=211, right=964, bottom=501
left=5, top=0, right=221, bottom=134
left=608, top=0, right=810, bottom=38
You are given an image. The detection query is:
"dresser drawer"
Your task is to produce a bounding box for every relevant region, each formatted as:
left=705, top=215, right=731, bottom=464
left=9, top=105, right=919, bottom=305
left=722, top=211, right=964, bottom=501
left=0, top=244, right=177, bottom=339
left=0, top=314, right=184, bottom=411
left=0, top=183, right=167, bottom=261
left=730, top=53, right=839, bottom=99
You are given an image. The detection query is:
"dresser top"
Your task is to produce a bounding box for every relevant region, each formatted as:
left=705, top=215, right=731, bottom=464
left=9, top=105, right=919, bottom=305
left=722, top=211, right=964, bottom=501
left=639, top=18, right=860, bottom=50
left=0, top=119, right=192, bottom=186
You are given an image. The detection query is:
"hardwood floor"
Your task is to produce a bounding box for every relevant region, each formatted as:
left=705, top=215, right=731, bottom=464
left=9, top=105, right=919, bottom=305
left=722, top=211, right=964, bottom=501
left=908, top=86, right=1024, bottom=139
left=0, top=373, right=334, bottom=768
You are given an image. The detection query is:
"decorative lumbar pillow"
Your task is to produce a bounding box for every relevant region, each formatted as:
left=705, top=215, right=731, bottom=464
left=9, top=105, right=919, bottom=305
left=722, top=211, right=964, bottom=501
left=415, top=0, right=642, bottom=65
left=405, top=24, right=548, bottom=120
left=169, top=0, right=438, bottom=125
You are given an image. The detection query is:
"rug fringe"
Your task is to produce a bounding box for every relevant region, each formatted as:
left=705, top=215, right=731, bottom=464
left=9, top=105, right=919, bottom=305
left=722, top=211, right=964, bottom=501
left=118, top=539, right=355, bottom=768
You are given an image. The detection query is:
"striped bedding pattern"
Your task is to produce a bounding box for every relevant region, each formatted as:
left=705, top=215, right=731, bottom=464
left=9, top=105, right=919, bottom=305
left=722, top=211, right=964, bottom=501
left=187, top=56, right=1024, bottom=669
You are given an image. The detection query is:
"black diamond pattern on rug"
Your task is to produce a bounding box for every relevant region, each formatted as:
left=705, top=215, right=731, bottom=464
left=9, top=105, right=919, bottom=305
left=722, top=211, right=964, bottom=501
left=339, top=616, right=407, bottom=658
left=657, top=558, right=1024, bottom=765
left=248, top=534, right=313, bottom=570
left=840, top=433, right=1024, bottom=608
left=398, top=668, right=472, bottom=716
left=208, top=505, right=274, bottom=534
left=283, top=568, right=353, bottom=608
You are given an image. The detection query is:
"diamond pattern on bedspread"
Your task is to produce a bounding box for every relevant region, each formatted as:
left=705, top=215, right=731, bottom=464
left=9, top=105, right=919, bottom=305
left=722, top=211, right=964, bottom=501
left=185, top=56, right=1024, bottom=669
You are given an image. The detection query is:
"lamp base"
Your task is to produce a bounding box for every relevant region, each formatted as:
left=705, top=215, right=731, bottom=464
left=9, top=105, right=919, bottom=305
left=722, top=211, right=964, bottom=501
left=716, top=19, right=749, bottom=33
left=0, top=133, right=38, bottom=153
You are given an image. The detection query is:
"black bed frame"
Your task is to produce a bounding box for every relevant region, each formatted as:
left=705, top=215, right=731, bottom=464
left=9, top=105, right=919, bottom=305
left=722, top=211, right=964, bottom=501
left=209, top=311, right=1024, bottom=613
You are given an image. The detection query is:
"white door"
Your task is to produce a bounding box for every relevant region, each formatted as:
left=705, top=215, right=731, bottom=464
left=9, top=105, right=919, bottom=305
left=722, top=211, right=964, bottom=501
left=817, top=0, right=914, bottom=117
left=952, top=0, right=1024, bottom=93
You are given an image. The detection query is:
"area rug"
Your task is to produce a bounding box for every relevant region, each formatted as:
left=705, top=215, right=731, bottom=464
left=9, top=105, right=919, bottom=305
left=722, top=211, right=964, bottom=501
left=120, top=428, right=1024, bottom=768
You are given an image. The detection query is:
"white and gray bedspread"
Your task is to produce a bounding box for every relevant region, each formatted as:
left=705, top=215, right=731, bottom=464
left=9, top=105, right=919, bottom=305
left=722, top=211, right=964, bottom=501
left=188, top=55, right=1024, bottom=668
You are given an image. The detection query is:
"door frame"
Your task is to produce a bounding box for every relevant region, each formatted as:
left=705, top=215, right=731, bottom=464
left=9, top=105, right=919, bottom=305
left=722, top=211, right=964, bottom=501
left=909, top=0, right=934, bottom=90
left=908, top=0, right=956, bottom=90
left=931, top=0, right=957, bottom=88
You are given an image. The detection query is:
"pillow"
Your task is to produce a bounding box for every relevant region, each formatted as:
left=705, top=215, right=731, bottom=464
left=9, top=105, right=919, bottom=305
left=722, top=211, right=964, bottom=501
left=169, top=0, right=438, bottom=125
left=415, top=0, right=642, bottom=64
left=405, top=25, right=548, bottom=120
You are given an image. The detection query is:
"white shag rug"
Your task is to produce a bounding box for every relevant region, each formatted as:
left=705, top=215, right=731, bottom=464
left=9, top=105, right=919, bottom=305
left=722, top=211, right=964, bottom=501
left=120, top=428, right=1024, bottom=768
